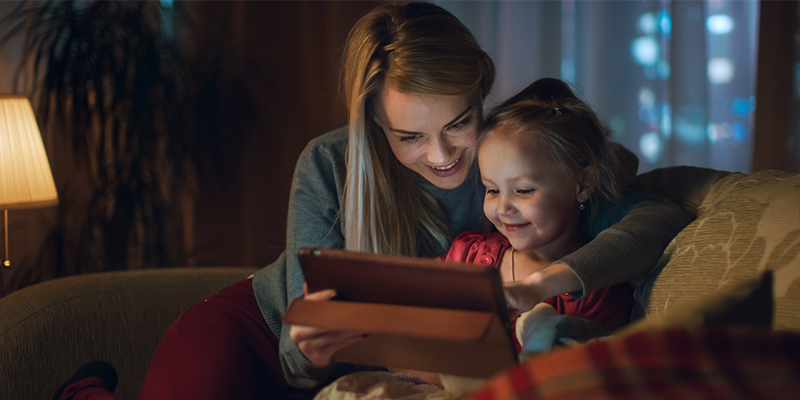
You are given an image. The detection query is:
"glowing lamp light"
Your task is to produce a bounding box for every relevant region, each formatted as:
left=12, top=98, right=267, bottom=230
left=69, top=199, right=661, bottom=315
left=707, top=15, right=734, bottom=35
left=708, top=58, right=734, bottom=84
left=659, top=11, right=672, bottom=35
left=0, top=96, right=58, bottom=271
left=661, top=105, right=673, bottom=139
left=631, top=37, right=659, bottom=66
left=639, top=132, right=662, bottom=163
left=639, top=13, right=656, bottom=34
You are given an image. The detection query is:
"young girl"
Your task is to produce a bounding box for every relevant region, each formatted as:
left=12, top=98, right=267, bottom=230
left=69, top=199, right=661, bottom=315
left=442, top=77, right=646, bottom=347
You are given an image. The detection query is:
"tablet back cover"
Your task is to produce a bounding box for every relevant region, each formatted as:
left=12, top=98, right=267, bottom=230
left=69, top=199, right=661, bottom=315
left=283, top=247, right=517, bottom=378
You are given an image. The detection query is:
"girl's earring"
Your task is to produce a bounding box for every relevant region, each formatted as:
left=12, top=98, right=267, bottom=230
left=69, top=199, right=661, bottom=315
left=579, top=203, right=585, bottom=211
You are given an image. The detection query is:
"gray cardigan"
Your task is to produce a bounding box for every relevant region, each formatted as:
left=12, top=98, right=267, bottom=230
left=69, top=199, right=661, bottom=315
left=252, top=127, right=690, bottom=388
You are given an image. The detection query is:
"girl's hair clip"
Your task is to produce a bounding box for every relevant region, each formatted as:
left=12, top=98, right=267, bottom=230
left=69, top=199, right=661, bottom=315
left=552, top=100, right=562, bottom=116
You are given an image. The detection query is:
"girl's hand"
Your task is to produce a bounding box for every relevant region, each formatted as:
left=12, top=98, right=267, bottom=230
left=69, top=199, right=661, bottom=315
left=288, top=284, right=367, bottom=367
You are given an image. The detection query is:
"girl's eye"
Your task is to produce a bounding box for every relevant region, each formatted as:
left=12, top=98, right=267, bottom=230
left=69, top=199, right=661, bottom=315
left=399, top=135, right=421, bottom=143
left=486, top=189, right=499, bottom=195
left=517, top=189, right=535, bottom=195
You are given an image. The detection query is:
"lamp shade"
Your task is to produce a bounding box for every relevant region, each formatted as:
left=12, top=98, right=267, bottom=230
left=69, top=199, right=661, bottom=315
left=0, top=95, right=58, bottom=210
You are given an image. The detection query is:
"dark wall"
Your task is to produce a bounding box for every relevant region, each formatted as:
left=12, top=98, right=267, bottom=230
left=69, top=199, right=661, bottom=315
left=187, top=1, right=385, bottom=267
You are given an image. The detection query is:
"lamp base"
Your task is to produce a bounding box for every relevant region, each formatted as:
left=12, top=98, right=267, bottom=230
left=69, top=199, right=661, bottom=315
left=3, top=209, right=8, bottom=268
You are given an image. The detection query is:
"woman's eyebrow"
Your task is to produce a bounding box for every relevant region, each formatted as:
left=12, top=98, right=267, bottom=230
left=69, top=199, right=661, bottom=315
left=445, top=106, right=473, bottom=127
left=389, top=106, right=473, bottom=135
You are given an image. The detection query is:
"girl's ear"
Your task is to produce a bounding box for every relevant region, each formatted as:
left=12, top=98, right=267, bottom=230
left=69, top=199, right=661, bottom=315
left=575, top=166, right=596, bottom=204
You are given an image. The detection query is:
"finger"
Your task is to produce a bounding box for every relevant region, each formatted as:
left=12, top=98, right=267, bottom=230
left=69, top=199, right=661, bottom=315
left=304, top=289, right=337, bottom=301
left=296, top=330, right=367, bottom=366
left=289, top=324, right=363, bottom=345
left=303, top=282, right=309, bottom=296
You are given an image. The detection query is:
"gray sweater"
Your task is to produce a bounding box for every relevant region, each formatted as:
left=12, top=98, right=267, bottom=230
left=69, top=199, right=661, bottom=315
left=252, top=127, right=690, bottom=389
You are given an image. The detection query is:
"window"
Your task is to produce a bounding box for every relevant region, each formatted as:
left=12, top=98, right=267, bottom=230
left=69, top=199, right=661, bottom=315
left=438, top=0, right=759, bottom=174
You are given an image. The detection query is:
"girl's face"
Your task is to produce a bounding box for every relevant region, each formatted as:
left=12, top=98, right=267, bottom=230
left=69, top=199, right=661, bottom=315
left=479, top=131, right=591, bottom=257
left=374, top=85, right=479, bottom=190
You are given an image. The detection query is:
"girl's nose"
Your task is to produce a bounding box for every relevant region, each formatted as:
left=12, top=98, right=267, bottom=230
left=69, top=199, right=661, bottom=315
left=497, top=195, right=516, bottom=215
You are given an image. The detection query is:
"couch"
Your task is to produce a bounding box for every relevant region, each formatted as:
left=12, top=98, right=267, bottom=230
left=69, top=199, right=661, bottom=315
left=0, top=267, right=257, bottom=400
left=1, top=166, right=799, bottom=400
left=631, top=166, right=799, bottom=330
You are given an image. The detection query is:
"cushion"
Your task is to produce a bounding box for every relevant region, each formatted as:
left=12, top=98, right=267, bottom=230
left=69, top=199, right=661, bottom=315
left=466, top=327, right=800, bottom=400
left=633, top=168, right=800, bottom=331
left=621, top=271, right=773, bottom=334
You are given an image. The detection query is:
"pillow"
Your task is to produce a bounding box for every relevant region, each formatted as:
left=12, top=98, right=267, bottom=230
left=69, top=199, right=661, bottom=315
left=633, top=169, right=800, bottom=331
left=467, top=327, right=800, bottom=400
left=621, top=271, right=773, bottom=335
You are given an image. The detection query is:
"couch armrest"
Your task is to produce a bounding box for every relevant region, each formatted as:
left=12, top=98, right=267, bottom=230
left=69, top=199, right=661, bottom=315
left=0, top=267, right=258, bottom=400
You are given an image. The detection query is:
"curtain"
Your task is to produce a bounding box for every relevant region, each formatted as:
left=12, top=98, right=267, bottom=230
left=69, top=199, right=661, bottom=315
left=437, top=0, right=760, bottom=174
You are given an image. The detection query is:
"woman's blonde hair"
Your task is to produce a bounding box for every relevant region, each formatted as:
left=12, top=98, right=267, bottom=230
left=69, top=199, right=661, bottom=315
left=340, top=2, right=495, bottom=256
left=481, top=78, right=621, bottom=221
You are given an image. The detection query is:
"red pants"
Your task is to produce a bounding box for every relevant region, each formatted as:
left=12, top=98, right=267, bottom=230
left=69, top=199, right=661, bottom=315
left=60, top=278, right=319, bottom=400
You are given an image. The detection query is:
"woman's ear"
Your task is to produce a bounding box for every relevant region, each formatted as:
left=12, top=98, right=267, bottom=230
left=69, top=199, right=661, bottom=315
left=575, top=166, right=596, bottom=204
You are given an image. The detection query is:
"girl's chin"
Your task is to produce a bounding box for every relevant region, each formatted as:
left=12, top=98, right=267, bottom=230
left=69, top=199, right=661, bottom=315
left=506, top=237, right=532, bottom=252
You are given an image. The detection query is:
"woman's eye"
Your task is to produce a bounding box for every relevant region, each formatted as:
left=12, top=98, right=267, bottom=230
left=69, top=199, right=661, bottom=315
left=399, top=135, right=421, bottom=143
left=448, top=117, right=471, bottom=131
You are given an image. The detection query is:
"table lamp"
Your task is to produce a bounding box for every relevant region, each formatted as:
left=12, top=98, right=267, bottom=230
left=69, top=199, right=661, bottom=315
left=0, top=95, right=58, bottom=276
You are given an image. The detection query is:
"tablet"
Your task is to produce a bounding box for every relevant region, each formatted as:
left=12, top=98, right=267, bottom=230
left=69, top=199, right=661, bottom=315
left=283, top=247, right=518, bottom=378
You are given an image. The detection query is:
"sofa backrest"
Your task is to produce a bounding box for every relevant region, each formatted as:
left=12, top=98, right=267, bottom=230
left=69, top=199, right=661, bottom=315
left=633, top=167, right=800, bottom=332
left=0, top=267, right=257, bottom=400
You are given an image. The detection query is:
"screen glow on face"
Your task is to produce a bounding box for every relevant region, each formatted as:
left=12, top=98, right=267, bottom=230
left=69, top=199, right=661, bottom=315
left=374, top=86, right=479, bottom=190
left=479, top=132, right=584, bottom=259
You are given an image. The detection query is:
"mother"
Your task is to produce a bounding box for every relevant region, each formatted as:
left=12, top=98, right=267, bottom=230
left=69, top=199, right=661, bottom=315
left=55, top=3, right=689, bottom=400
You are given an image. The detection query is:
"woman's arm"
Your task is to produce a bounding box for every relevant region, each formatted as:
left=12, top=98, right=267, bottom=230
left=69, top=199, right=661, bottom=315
left=560, top=189, right=691, bottom=298
left=504, top=263, right=580, bottom=319
left=505, top=189, right=691, bottom=315
left=271, top=129, right=353, bottom=388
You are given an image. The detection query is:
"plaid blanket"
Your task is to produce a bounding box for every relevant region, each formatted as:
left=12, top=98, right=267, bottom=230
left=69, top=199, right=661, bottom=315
left=468, top=327, right=800, bottom=400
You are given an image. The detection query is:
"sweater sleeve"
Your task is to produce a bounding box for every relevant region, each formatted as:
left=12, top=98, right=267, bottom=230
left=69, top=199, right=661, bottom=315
left=277, top=131, right=349, bottom=388
left=558, top=189, right=692, bottom=298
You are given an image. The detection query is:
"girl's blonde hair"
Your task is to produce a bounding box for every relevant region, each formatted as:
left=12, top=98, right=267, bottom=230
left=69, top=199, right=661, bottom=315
left=340, top=2, right=495, bottom=256
left=481, top=78, right=621, bottom=220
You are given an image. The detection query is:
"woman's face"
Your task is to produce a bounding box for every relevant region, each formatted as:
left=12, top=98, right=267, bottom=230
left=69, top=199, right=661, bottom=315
left=374, top=85, right=479, bottom=190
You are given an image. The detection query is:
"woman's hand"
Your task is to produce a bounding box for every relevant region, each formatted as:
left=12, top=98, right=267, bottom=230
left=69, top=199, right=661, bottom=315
left=288, top=285, right=367, bottom=367
left=503, top=262, right=583, bottom=319
left=504, top=280, right=545, bottom=320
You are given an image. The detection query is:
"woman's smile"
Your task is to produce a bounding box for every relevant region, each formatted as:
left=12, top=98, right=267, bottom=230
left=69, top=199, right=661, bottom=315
left=427, top=154, right=463, bottom=177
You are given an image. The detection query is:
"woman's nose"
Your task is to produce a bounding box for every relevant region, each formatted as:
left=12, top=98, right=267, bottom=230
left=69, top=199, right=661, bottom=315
left=426, top=136, right=453, bottom=164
